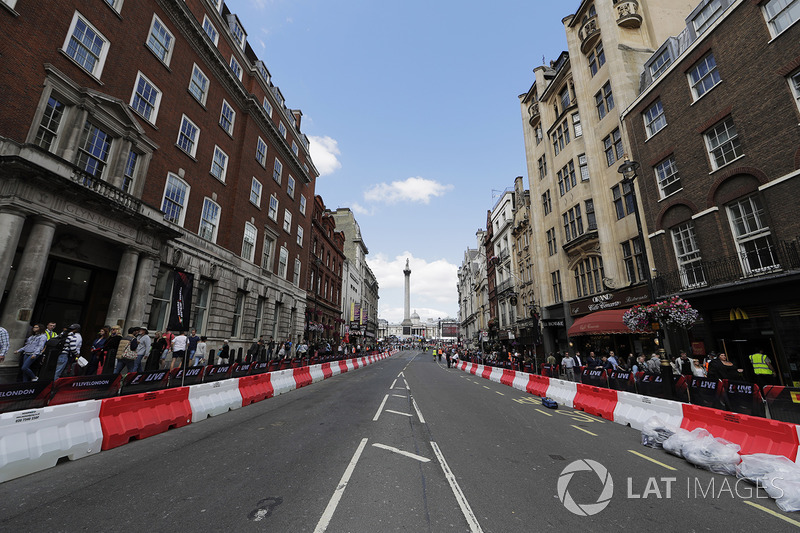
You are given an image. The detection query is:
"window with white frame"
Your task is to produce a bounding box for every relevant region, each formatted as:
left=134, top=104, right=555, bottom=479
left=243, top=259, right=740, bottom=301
left=76, top=121, right=111, bottom=178
left=242, top=222, right=257, bottom=262
left=63, top=12, right=109, bottom=78
left=572, top=112, right=582, bottom=138
left=130, top=72, right=162, bottom=124
left=147, top=267, right=173, bottom=332
left=219, top=100, right=235, bottom=135
left=574, top=256, right=604, bottom=298
left=177, top=115, right=199, bottom=157
left=578, top=154, right=590, bottom=181
left=273, top=159, right=282, bottom=184
left=727, top=196, right=779, bottom=274
left=253, top=297, right=264, bottom=338
left=192, top=279, right=211, bottom=332
left=655, top=156, right=681, bottom=197
left=279, top=122, right=286, bottom=138
left=278, top=246, right=288, bottom=279
left=291, top=141, right=299, bottom=156
left=35, top=96, right=66, bottom=151
left=103, top=0, right=121, bottom=12
left=262, top=235, right=275, bottom=270
left=671, top=222, right=706, bottom=288
left=644, top=99, right=666, bottom=137
left=692, top=0, right=724, bottom=35
left=534, top=123, right=543, bottom=145
left=764, top=0, right=800, bottom=36
left=595, top=81, right=614, bottom=120
left=199, top=198, right=220, bottom=242
left=283, top=209, right=292, bottom=233
left=689, top=53, right=721, bottom=99
left=557, top=160, right=576, bottom=196
left=650, top=48, right=672, bottom=80
left=228, top=16, right=246, bottom=48
left=788, top=69, right=800, bottom=112
left=587, top=41, right=605, bottom=77
left=122, top=150, right=138, bottom=193
left=210, top=145, right=228, bottom=182
left=263, top=97, right=273, bottom=117
left=188, top=64, right=209, bottom=105
left=147, top=14, right=174, bottom=65
left=293, top=258, right=301, bottom=286
left=297, top=225, right=304, bottom=246
left=250, top=177, right=262, bottom=206
left=202, top=15, right=219, bottom=45
left=268, top=194, right=278, bottom=221
left=231, top=291, right=244, bottom=337
left=162, top=173, right=189, bottom=225
left=256, top=137, right=267, bottom=166
left=287, top=175, right=295, bottom=198
left=705, top=117, right=742, bottom=169
left=230, top=56, right=242, bottom=81
left=562, top=204, right=584, bottom=242
left=299, top=195, right=307, bottom=215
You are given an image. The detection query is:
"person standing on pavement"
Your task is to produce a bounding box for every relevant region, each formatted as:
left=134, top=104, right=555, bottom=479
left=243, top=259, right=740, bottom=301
left=561, top=352, right=576, bottom=382
left=0, top=326, right=8, bottom=367
left=217, top=339, right=230, bottom=365
left=17, top=324, right=46, bottom=382
left=749, top=348, right=776, bottom=389
left=187, top=329, right=200, bottom=364
left=171, top=331, right=188, bottom=370
left=193, top=336, right=207, bottom=366
left=55, top=324, right=82, bottom=379
left=133, top=327, right=151, bottom=372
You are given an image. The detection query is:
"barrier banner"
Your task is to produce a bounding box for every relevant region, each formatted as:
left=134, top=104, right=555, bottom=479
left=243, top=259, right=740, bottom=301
left=49, top=375, right=122, bottom=406
left=0, top=381, right=53, bottom=413
left=762, top=386, right=800, bottom=424
left=232, top=362, right=253, bottom=378
left=168, top=366, right=204, bottom=387
left=722, top=380, right=765, bottom=418
left=688, top=376, right=722, bottom=408
left=608, top=371, right=636, bottom=393
left=250, top=361, right=271, bottom=374
left=541, top=364, right=556, bottom=377
left=120, top=370, right=169, bottom=395
left=203, top=364, right=233, bottom=382
left=580, top=369, right=608, bottom=388
left=635, top=374, right=672, bottom=400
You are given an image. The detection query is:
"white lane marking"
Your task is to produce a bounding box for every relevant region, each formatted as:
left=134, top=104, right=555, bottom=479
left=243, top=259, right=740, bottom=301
left=390, top=379, right=398, bottom=389
left=373, top=394, right=389, bottom=421
left=392, top=394, right=407, bottom=398
left=385, top=409, right=413, bottom=417
left=403, top=378, right=410, bottom=390
left=372, top=443, right=430, bottom=463
left=430, top=442, right=484, bottom=533
left=398, top=372, right=405, bottom=377
left=411, top=397, right=426, bottom=424
left=314, top=438, right=368, bottom=533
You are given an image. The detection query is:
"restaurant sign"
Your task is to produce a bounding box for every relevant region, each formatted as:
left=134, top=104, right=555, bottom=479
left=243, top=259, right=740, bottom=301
left=570, top=285, right=650, bottom=316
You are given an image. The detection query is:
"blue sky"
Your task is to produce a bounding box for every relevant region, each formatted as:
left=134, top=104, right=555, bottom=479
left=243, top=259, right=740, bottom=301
left=231, top=0, right=571, bottom=323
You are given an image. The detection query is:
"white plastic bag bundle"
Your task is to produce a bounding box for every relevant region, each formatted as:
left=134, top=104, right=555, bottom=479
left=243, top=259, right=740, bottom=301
left=768, top=478, right=800, bottom=513
left=737, top=454, right=800, bottom=512
left=682, top=434, right=741, bottom=476
left=641, top=416, right=677, bottom=448
left=663, top=428, right=710, bottom=458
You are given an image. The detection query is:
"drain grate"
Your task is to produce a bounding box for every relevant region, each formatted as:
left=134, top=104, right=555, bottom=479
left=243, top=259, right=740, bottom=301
left=549, top=454, right=566, bottom=461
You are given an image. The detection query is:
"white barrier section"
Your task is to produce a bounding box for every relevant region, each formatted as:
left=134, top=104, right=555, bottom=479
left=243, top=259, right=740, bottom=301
left=545, top=378, right=578, bottom=408
left=488, top=367, right=504, bottom=384
left=0, top=400, right=103, bottom=483
left=271, top=369, right=298, bottom=396
left=512, top=371, right=529, bottom=392
left=309, top=364, right=325, bottom=383
left=345, top=359, right=356, bottom=372
left=613, top=391, right=684, bottom=431
left=328, top=362, right=342, bottom=378
left=188, top=379, right=243, bottom=422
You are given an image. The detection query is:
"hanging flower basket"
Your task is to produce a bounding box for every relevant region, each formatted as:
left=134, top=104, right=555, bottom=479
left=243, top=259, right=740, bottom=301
left=623, top=296, right=699, bottom=332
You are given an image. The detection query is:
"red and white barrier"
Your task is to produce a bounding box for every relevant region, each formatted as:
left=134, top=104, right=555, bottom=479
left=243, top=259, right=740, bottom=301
left=613, top=391, right=684, bottom=431
left=188, top=379, right=243, bottom=422
left=545, top=378, right=578, bottom=408
left=271, top=369, right=297, bottom=396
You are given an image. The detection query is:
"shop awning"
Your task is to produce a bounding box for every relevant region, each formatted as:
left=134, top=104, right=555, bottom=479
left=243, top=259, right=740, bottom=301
left=567, top=309, right=632, bottom=336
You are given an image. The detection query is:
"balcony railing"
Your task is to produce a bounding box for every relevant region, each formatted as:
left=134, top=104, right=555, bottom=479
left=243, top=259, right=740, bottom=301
left=528, top=102, right=540, bottom=127
left=652, top=238, right=800, bottom=297
left=497, top=278, right=515, bottom=294
left=615, top=0, right=642, bottom=29
left=498, top=248, right=510, bottom=262
left=579, top=15, right=601, bottom=53
left=69, top=168, right=143, bottom=213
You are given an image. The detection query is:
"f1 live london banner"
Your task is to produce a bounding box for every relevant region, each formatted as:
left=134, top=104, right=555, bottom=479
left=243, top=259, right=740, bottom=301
left=167, top=270, right=194, bottom=331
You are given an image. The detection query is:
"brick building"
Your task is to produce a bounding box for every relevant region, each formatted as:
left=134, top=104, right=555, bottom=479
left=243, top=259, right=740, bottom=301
left=621, top=0, right=800, bottom=384
left=0, top=0, right=318, bottom=378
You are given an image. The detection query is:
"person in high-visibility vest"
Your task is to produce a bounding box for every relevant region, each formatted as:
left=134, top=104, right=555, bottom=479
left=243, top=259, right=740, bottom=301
left=749, top=349, right=775, bottom=389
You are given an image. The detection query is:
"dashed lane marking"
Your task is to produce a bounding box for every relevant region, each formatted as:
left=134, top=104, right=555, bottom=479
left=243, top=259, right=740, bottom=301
left=743, top=501, right=800, bottom=528
left=627, top=449, right=677, bottom=471
left=535, top=409, right=554, bottom=417
left=372, top=443, right=430, bottom=463
left=385, top=409, right=413, bottom=417
left=373, top=395, right=388, bottom=422
left=571, top=424, right=597, bottom=437
left=314, top=438, right=368, bottom=533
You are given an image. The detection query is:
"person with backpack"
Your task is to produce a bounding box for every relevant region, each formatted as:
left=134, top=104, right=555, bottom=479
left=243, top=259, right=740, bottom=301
left=113, top=328, right=138, bottom=374
left=54, top=324, right=82, bottom=379
left=646, top=353, right=662, bottom=374
left=17, top=323, right=46, bottom=382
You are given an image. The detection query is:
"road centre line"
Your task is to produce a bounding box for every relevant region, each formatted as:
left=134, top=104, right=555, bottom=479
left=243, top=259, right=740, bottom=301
left=314, top=438, right=368, bottom=533
left=430, top=442, right=485, bottom=533
left=743, top=501, right=800, bottom=527
left=627, top=450, right=678, bottom=471
left=373, top=395, right=389, bottom=421
left=392, top=394, right=407, bottom=398
left=495, top=391, right=504, bottom=396
left=412, top=397, right=426, bottom=423
left=535, top=409, right=554, bottom=417
left=385, top=409, right=413, bottom=417
left=483, top=386, right=491, bottom=390
left=571, top=425, right=597, bottom=436
left=372, top=443, right=430, bottom=463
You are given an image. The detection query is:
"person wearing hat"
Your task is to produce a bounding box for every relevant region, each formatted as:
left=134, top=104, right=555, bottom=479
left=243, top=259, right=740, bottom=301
left=133, top=326, right=151, bottom=373
left=54, top=323, right=82, bottom=379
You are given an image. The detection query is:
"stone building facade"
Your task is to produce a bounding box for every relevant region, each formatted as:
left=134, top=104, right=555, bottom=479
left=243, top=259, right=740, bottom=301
left=306, top=196, right=345, bottom=347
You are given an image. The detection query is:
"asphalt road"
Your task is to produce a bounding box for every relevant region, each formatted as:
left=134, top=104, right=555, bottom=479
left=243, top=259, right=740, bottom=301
left=1, top=350, right=798, bottom=532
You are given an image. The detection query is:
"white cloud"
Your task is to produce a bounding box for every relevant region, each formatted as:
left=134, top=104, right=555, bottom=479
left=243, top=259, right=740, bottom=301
left=364, top=177, right=453, bottom=205
left=309, top=135, right=342, bottom=177
left=350, top=202, right=374, bottom=216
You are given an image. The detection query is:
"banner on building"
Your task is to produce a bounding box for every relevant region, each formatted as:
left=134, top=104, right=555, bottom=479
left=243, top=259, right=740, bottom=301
left=167, top=270, right=194, bottom=331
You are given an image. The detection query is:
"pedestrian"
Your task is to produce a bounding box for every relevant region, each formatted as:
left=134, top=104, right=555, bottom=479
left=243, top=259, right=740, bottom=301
left=193, top=336, right=207, bottom=366
left=147, top=331, right=166, bottom=371
left=217, top=339, right=230, bottom=365
left=133, top=327, right=151, bottom=372
left=55, top=324, right=82, bottom=379
left=187, top=328, right=200, bottom=363
left=171, top=331, right=188, bottom=369
left=85, top=326, right=110, bottom=376
left=17, top=324, right=46, bottom=382
left=113, top=327, right=138, bottom=375
left=162, top=330, right=175, bottom=367
left=749, top=348, right=776, bottom=390
left=561, top=352, right=576, bottom=382
left=102, top=326, right=123, bottom=374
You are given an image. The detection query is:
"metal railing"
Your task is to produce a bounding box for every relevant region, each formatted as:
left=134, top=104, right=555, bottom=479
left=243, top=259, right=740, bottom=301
left=69, top=168, right=143, bottom=213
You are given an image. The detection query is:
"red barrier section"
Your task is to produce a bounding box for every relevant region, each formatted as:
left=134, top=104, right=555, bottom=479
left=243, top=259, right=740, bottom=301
left=293, top=366, right=312, bottom=388
left=481, top=366, right=492, bottom=380
left=352, top=358, right=360, bottom=369
left=469, top=365, right=478, bottom=375
left=500, top=369, right=516, bottom=387
left=99, top=387, right=191, bottom=450
left=321, top=362, right=333, bottom=379
left=526, top=374, right=550, bottom=397
left=238, top=373, right=274, bottom=405
left=681, top=404, right=800, bottom=461
left=338, top=360, right=348, bottom=373
left=574, top=383, right=618, bottom=421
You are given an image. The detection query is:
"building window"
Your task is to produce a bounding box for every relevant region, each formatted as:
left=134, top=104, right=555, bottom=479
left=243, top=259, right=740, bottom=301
left=557, top=160, right=576, bottom=196
left=278, top=247, right=289, bottom=279
left=287, top=175, right=295, bottom=198
left=262, top=235, right=275, bottom=270
left=534, top=123, right=543, bottom=145
left=76, top=121, right=111, bottom=178
left=147, top=15, right=174, bottom=65
left=199, top=198, right=220, bottom=242
left=551, top=119, right=571, bottom=155
left=268, top=194, right=278, bottom=221
left=103, top=0, right=121, bottom=12
left=559, top=85, right=571, bottom=112
left=542, top=190, right=552, bottom=215
left=192, top=279, right=211, bottom=332
left=230, top=56, right=242, bottom=81
left=546, top=228, right=557, bottom=256
left=162, top=173, right=189, bottom=225
left=562, top=204, right=584, bottom=242
left=603, top=128, right=624, bottom=167
left=283, top=209, right=292, bottom=233
left=551, top=271, right=563, bottom=303
left=578, top=154, right=589, bottom=181
left=622, top=238, right=646, bottom=284
left=585, top=199, right=596, bottom=230
left=63, top=12, right=109, bottom=78
left=300, top=195, right=307, bottom=215
left=655, top=156, right=681, bottom=198
left=229, top=17, right=246, bottom=48
left=764, top=0, right=800, bottom=36
left=705, top=117, right=742, bottom=169
left=219, top=100, right=235, bottom=135
left=273, top=159, right=282, bottom=184
left=650, top=48, right=672, bottom=80
left=279, top=122, right=287, bottom=138
left=202, top=15, right=218, bottom=45
left=130, top=72, right=162, bottom=124
left=595, top=81, right=614, bottom=120
left=689, top=53, right=721, bottom=99
left=250, top=178, right=262, bottom=207
left=292, top=141, right=299, bottom=156
left=293, top=258, right=302, bottom=287
left=587, top=41, right=605, bottom=77
left=297, top=225, right=304, bottom=246
left=189, top=64, right=209, bottom=105
left=177, top=115, right=199, bottom=157
left=538, top=155, right=547, bottom=180
left=671, top=222, right=707, bottom=288
left=256, top=137, right=267, bottom=166
left=123, top=150, right=138, bottom=193
left=263, top=97, right=273, bottom=117
left=727, top=196, right=779, bottom=274
left=644, top=99, right=666, bottom=137
left=572, top=112, right=582, bottom=138
left=254, top=297, right=265, bottom=338
left=242, top=222, right=257, bottom=262
left=231, top=291, right=245, bottom=337
left=35, top=96, right=66, bottom=151
left=147, top=267, right=173, bottom=332
left=692, top=0, right=724, bottom=35
left=207, top=147, right=227, bottom=183
left=574, top=256, right=604, bottom=298
left=612, top=181, right=635, bottom=220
